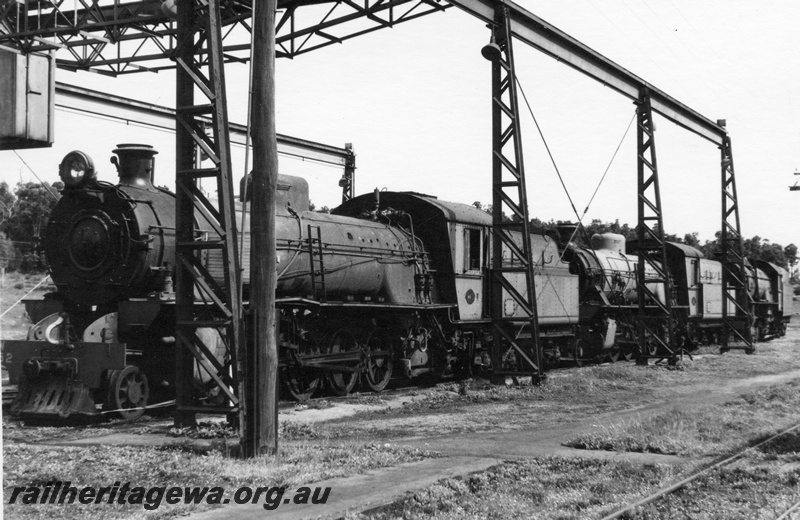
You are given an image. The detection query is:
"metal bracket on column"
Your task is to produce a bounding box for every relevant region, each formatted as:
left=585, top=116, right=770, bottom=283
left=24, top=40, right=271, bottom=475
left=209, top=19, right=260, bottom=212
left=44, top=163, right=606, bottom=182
left=719, top=130, right=754, bottom=353
left=174, top=0, right=243, bottom=426
left=635, top=91, right=677, bottom=365
left=484, top=3, right=542, bottom=383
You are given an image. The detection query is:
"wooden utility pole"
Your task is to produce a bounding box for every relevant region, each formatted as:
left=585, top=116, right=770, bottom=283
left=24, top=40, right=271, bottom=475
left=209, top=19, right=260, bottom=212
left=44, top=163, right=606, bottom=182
left=243, top=0, right=279, bottom=456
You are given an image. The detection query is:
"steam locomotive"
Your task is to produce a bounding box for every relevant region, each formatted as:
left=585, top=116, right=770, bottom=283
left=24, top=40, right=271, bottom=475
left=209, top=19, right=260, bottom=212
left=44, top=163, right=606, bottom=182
left=1, top=144, right=792, bottom=420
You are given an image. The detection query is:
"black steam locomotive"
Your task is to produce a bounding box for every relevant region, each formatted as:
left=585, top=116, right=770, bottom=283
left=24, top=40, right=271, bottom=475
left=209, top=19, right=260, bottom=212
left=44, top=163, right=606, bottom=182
left=1, top=144, right=792, bottom=420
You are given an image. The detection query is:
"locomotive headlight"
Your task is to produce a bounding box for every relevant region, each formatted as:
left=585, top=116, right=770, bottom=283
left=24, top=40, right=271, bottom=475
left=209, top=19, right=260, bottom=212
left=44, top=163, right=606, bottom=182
left=59, top=151, right=96, bottom=187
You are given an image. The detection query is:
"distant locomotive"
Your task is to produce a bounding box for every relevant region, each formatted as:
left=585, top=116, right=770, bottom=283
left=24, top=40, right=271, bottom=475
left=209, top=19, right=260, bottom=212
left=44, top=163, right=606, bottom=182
left=1, top=144, right=792, bottom=420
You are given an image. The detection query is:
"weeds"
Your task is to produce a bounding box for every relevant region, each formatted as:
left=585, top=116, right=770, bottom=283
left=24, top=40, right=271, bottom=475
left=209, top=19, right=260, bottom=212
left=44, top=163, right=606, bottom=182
left=359, top=458, right=679, bottom=520
left=360, top=452, right=800, bottom=520
left=566, top=380, right=800, bottom=457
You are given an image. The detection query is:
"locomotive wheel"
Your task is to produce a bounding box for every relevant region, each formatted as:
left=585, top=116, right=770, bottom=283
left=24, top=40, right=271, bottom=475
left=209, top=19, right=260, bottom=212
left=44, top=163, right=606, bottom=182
left=363, top=328, right=393, bottom=392
left=620, top=329, right=635, bottom=361
left=621, top=346, right=634, bottom=361
left=643, top=335, right=658, bottom=357
left=607, top=346, right=620, bottom=363
left=105, top=366, right=149, bottom=420
left=748, top=324, right=759, bottom=344
left=284, top=367, right=321, bottom=402
left=327, top=329, right=360, bottom=396
left=283, top=335, right=322, bottom=401
left=572, top=338, right=586, bottom=367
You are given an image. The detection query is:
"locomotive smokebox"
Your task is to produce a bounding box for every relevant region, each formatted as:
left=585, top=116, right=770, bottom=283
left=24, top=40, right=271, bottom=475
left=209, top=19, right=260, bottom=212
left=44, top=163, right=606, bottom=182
left=111, top=144, right=158, bottom=190
left=46, top=144, right=175, bottom=306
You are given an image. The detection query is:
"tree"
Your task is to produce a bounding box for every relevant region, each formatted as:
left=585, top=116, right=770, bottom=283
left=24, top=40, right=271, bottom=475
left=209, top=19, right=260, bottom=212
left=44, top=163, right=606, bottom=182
left=0, top=232, right=17, bottom=270
left=0, top=181, right=62, bottom=243
left=679, top=232, right=700, bottom=248
left=784, top=243, right=797, bottom=273
left=700, top=232, right=721, bottom=259
left=307, top=201, right=331, bottom=214
left=530, top=217, right=556, bottom=232
left=0, top=182, right=15, bottom=222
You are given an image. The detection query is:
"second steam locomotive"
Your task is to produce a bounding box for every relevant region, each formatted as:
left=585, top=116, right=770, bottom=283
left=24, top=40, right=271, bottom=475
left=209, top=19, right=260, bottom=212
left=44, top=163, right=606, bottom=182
left=2, top=145, right=792, bottom=420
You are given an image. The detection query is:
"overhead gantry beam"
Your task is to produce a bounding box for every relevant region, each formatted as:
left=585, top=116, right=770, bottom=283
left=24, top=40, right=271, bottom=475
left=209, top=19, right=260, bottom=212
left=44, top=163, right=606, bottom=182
left=54, top=82, right=355, bottom=168
left=447, top=0, right=727, bottom=146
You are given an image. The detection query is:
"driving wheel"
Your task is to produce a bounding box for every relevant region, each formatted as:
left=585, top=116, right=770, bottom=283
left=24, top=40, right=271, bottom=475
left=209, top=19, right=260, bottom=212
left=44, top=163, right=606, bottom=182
left=363, top=328, right=393, bottom=392
left=327, top=329, right=359, bottom=396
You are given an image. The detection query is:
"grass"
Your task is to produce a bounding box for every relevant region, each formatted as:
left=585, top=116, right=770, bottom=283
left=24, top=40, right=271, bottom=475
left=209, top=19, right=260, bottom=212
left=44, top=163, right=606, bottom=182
left=0, top=271, right=51, bottom=340
left=355, top=450, right=800, bottom=520
left=354, top=457, right=682, bottom=519
left=565, top=379, right=800, bottom=457
left=3, top=441, right=439, bottom=520
left=291, top=357, right=764, bottom=440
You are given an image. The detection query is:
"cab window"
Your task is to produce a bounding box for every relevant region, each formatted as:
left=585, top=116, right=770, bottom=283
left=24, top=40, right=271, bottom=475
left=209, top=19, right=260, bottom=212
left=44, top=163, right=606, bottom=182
left=464, top=228, right=482, bottom=271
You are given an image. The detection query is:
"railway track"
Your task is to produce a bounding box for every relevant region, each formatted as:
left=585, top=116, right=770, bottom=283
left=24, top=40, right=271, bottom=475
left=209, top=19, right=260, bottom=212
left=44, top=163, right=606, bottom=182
left=601, top=421, right=800, bottom=520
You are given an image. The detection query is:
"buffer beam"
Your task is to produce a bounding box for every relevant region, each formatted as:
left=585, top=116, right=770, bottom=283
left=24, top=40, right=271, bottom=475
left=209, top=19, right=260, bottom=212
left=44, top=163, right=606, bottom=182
left=446, top=0, right=727, bottom=146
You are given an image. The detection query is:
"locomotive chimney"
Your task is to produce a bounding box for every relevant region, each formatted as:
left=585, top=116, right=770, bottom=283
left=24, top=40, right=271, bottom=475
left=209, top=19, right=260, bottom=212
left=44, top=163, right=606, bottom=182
left=111, top=144, right=158, bottom=190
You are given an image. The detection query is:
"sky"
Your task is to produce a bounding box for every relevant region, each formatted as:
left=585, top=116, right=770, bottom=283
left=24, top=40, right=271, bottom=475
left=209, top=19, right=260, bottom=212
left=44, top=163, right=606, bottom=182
left=1, top=0, right=798, bottom=249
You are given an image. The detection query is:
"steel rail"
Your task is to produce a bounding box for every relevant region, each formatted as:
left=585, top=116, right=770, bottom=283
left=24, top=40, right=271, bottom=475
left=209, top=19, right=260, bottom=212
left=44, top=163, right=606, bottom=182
left=776, top=499, right=800, bottom=520
left=446, top=0, right=727, bottom=146
left=601, top=421, right=800, bottom=520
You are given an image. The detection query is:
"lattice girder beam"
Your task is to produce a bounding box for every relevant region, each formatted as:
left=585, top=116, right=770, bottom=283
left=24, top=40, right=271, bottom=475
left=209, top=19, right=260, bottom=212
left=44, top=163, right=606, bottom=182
left=635, top=91, right=677, bottom=364
left=0, top=0, right=449, bottom=73
left=486, top=3, right=542, bottom=382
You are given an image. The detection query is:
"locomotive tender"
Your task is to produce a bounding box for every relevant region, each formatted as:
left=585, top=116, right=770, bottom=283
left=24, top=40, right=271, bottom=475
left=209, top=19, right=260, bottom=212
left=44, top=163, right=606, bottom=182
left=1, top=145, right=792, bottom=420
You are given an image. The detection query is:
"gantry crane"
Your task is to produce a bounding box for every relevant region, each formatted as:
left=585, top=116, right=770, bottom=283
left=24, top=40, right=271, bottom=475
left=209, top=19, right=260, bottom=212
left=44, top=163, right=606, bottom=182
left=0, top=0, right=754, bottom=452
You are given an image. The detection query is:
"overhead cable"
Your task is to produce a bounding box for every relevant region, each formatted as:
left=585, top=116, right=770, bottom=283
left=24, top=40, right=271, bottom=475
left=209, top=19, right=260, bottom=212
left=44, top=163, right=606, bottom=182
left=514, top=78, right=580, bottom=223
left=11, top=151, right=60, bottom=201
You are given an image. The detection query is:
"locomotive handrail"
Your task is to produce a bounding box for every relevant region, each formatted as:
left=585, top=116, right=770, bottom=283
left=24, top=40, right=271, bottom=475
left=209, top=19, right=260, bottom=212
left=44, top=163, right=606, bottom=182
left=275, top=297, right=457, bottom=310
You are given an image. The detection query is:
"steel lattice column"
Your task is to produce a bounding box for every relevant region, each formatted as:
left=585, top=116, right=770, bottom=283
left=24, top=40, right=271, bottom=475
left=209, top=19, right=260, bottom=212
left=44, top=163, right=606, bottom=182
left=719, top=131, right=754, bottom=353
left=174, top=0, right=243, bottom=427
left=485, top=3, right=542, bottom=383
left=340, top=143, right=356, bottom=203
left=635, top=91, right=677, bottom=365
